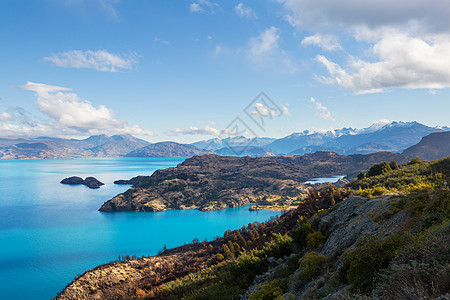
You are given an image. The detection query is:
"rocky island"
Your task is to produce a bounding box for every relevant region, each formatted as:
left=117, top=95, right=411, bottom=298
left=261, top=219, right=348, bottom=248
left=61, top=176, right=105, bottom=189
left=99, top=151, right=406, bottom=212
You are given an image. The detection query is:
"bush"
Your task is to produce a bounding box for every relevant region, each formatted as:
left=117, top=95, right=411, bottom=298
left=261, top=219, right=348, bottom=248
left=249, top=280, right=285, bottom=300
left=298, top=252, right=327, bottom=281
left=367, top=161, right=392, bottom=177
left=375, top=222, right=450, bottom=299
left=292, top=216, right=312, bottom=249
left=265, top=233, right=293, bottom=258
left=339, top=233, right=411, bottom=294
left=306, top=232, right=326, bottom=249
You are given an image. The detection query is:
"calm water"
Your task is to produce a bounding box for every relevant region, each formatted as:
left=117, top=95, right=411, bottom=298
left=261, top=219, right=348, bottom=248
left=304, top=175, right=345, bottom=185
left=0, top=157, right=278, bottom=299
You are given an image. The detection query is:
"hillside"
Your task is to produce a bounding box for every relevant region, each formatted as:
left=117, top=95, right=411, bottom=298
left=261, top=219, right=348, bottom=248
left=402, top=131, right=450, bottom=160
left=99, top=151, right=405, bottom=212
left=56, top=157, right=450, bottom=300
left=125, top=142, right=210, bottom=157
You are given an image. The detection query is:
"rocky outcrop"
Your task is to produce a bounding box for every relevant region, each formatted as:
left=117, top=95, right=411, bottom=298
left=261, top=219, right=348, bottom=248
left=55, top=241, right=224, bottom=300
left=60, top=176, right=104, bottom=189
left=317, top=194, right=407, bottom=258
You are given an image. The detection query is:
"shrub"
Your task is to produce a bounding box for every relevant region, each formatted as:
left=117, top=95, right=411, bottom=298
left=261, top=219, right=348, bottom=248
left=306, top=232, right=326, bottom=249
left=292, top=216, right=312, bottom=249
left=374, top=222, right=450, bottom=299
left=298, top=252, right=327, bottom=281
left=249, top=280, right=285, bottom=300
left=339, top=233, right=411, bottom=294
left=367, top=161, right=392, bottom=177
left=266, top=233, right=293, bottom=258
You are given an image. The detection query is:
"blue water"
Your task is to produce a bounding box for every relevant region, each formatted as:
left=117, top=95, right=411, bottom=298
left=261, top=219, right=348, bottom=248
left=304, top=175, right=345, bottom=185
left=0, top=157, right=278, bottom=299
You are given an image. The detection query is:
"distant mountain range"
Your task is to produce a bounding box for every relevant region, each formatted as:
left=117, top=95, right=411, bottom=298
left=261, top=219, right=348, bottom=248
left=0, top=121, right=449, bottom=160
left=192, top=121, right=449, bottom=156
left=191, top=136, right=276, bottom=151
left=125, top=142, right=210, bottom=158
left=0, top=134, right=150, bottom=159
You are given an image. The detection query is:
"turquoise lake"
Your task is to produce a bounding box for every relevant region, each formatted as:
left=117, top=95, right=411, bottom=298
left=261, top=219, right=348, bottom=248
left=0, top=157, right=278, bottom=299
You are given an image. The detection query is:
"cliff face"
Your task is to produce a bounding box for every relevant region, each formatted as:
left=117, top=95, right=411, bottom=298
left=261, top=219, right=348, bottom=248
left=100, top=152, right=405, bottom=212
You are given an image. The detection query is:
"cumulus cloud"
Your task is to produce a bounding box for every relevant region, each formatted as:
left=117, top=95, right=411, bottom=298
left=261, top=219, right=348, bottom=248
left=301, top=34, right=342, bottom=51
left=279, top=0, right=450, bottom=93
left=310, top=97, right=335, bottom=121
left=44, top=50, right=138, bottom=72
left=190, top=0, right=220, bottom=14
left=248, top=27, right=296, bottom=72
left=168, top=125, right=222, bottom=136
left=235, top=3, right=257, bottom=19
left=11, top=82, right=154, bottom=137
left=0, top=112, right=13, bottom=122
left=316, top=30, right=450, bottom=93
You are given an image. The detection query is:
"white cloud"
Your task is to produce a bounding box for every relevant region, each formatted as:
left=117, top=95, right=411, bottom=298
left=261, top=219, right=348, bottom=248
left=251, top=103, right=276, bottom=117
left=154, top=37, right=169, bottom=45
left=168, top=125, right=221, bottom=136
left=44, top=50, right=138, bottom=72
left=0, top=112, right=13, bottom=122
left=279, top=0, right=450, bottom=93
left=278, top=0, right=450, bottom=34
left=235, top=3, right=257, bottom=19
left=309, top=97, right=335, bottom=121
left=301, top=34, right=342, bottom=51
left=316, top=30, right=450, bottom=94
left=12, top=82, right=154, bottom=137
left=97, top=0, right=120, bottom=22
left=249, top=27, right=280, bottom=58
left=248, top=27, right=296, bottom=73
left=190, top=0, right=220, bottom=14
left=282, top=104, right=292, bottom=116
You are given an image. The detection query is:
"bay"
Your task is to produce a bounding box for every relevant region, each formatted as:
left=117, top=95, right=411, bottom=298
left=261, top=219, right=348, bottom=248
left=0, top=157, right=278, bottom=299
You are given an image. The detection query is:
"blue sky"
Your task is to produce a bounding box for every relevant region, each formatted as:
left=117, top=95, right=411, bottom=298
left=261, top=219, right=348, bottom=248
left=0, top=0, right=449, bottom=143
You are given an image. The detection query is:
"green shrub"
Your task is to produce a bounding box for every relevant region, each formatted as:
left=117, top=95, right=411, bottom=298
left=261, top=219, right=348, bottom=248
left=298, top=252, right=327, bottom=281
left=265, top=233, right=293, bottom=258
left=339, top=233, right=411, bottom=294
left=367, top=161, right=392, bottom=177
left=292, top=216, right=312, bottom=249
left=249, top=280, right=285, bottom=300
left=306, top=232, right=326, bottom=249
left=375, top=222, right=450, bottom=299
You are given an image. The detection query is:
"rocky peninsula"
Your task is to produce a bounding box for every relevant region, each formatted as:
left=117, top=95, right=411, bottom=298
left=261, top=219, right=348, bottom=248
left=100, top=151, right=405, bottom=212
